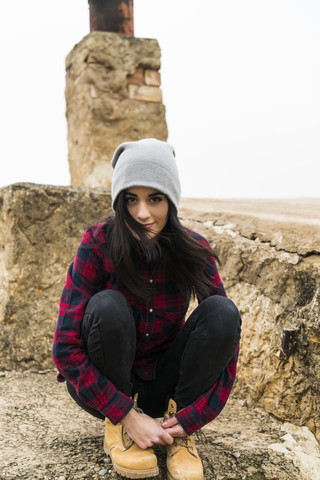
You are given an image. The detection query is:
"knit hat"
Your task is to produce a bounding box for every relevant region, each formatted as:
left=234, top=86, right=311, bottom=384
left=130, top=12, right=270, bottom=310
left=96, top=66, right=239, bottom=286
left=111, top=138, right=181, bottom=211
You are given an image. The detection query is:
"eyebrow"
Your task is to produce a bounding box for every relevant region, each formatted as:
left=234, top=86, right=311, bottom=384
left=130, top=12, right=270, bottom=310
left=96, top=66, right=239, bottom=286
left=124, top=192, right=138, bottom=197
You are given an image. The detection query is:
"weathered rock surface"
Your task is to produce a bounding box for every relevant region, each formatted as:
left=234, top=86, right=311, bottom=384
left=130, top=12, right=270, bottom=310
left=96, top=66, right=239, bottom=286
left=1, top=184, right=319, bottom=473
left=179, top=198, right=320, bottom=443
left=66, top=32, right=168, bottom=188
left=2, top=370, right=320, bottom=480
left=0, top=183, right=112, bottom=370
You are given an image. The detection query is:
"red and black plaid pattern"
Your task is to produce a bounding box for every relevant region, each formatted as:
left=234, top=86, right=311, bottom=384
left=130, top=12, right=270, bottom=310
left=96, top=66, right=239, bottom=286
left=52, top=221, right=238, bottom=433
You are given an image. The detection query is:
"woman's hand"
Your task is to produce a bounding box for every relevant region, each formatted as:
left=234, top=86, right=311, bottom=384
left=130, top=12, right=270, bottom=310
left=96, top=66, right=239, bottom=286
left=162, top=414, right=187, bottom=437
left=120, top=408, right=174, bottom=449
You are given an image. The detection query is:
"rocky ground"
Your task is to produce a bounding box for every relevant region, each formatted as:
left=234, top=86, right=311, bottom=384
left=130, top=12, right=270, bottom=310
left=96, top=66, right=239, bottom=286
left=1, top=370, right=320, bottom=480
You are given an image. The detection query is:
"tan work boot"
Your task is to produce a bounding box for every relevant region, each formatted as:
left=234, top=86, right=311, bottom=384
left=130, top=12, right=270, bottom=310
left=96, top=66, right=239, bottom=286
left=164, top=399, right=204, bottom=480
left=104, top=417, right=159, bottom=478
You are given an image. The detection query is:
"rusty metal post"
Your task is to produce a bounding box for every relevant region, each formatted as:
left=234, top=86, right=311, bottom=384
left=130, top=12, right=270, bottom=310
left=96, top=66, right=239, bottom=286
left=88, top=0, right=134, bottom=35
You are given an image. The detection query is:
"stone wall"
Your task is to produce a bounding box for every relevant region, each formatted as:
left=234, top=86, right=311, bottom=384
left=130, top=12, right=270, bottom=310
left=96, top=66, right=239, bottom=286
left=1, top=184, right=319, bottom=443
left=179, top=199, right=320, bottom=442
left=65, top=32, right=168, bottom=188
left=0, top=183, right=112, bottom=370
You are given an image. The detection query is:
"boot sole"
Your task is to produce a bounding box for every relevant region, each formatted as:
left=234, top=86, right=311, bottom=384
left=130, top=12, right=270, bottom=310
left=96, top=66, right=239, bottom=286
left=104, top=439, right=159, bottom=479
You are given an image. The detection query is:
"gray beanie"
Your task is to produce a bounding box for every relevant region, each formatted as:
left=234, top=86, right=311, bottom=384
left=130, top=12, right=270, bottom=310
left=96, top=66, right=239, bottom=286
left=111, top=138, right=181, bottom=211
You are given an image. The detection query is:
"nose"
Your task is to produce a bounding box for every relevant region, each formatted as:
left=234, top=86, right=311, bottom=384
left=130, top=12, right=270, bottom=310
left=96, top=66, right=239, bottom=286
left=137, top=201, right=151, bottom=221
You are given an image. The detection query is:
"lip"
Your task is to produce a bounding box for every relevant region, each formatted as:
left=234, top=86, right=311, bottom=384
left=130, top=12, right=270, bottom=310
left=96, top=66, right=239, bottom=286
left=140, top=223, right=155, bottom=229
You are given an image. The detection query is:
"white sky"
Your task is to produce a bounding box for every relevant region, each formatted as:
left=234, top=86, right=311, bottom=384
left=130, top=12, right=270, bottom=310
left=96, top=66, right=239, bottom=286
left=0, top=0, right=319, bottom=198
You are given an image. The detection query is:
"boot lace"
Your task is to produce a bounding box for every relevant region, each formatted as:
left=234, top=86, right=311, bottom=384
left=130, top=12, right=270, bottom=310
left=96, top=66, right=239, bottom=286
left=173, top=436, right=194, bottom=452
left=133, top=393, right=144, bottom=414
left=165, top=399, right=208, bottom=446
left=195, top=429, right=208, bottom=444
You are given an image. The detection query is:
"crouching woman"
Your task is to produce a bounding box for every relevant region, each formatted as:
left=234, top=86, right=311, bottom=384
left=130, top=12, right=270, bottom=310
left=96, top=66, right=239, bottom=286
left=52, top=139, right=241, bottom=479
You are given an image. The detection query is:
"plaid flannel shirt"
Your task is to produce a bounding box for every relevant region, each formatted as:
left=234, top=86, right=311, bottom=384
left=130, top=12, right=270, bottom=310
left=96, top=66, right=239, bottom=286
left=52, top=220, right=239, bottom=435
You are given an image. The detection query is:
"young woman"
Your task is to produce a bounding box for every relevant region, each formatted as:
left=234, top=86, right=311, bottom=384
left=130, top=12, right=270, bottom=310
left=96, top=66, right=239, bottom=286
left=52, top=139, right=241, bottom=480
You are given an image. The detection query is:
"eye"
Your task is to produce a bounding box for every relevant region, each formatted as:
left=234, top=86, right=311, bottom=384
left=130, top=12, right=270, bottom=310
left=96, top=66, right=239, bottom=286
left=125, top=196, right=137, bottom=205
left=150, top=195, right=163, bottom=204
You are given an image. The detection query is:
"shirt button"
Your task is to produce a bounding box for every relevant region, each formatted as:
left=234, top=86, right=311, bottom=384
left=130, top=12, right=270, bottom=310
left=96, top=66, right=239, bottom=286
left=149, top=308, right=153, bottom=313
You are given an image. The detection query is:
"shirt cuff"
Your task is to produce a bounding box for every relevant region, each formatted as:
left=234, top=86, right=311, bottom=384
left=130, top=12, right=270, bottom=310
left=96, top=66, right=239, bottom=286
left=100, top=390, right=134, bottom=425
left=176, top=405, right=207, bottom=435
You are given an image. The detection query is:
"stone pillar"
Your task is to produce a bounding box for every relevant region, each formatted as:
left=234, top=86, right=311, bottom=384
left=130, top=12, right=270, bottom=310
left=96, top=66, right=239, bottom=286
left=65, top=32, right=168, bottom=188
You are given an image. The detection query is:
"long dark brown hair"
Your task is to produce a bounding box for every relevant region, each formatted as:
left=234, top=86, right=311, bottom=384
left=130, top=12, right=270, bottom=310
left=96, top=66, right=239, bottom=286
left=104, top=191, right=219, bottom=303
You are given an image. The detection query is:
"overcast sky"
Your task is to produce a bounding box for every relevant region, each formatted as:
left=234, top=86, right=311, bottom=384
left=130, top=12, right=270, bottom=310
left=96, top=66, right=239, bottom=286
left=0, top=0, right=319, bottom=198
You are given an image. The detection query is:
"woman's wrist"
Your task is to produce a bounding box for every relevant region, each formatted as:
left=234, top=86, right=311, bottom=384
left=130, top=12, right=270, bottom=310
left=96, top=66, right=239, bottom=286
left=120, top=406, right=139, bottom=428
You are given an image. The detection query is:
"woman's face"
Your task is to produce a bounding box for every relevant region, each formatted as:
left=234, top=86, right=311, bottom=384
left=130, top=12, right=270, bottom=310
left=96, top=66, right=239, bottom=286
left=124, top=186, right=169, bottom=238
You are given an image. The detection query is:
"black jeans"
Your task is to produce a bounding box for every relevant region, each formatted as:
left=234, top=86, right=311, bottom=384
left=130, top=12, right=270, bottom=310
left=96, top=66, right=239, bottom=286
left=67, top=290, right=241, bottom=420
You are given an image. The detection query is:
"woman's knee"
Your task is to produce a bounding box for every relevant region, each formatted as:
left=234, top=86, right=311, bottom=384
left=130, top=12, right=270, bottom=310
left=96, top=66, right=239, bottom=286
left=198, top=295, right=241, bottom=340
left=85, top=289, right=129, bottom=315
left=82, top=289, right=135, bottom=338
